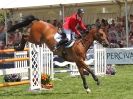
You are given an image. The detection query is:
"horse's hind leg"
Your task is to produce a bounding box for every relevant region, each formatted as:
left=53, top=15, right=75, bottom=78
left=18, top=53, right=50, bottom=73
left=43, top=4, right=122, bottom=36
left=14, top=35, right=28, bottom=51
left=76, top=64, right=91, bottom=93
left=77, top=60, right=100, bottom=85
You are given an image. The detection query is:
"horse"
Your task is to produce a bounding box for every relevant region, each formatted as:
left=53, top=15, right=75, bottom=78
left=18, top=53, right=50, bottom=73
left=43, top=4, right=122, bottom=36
left=8, top=15, right=109, bottom=93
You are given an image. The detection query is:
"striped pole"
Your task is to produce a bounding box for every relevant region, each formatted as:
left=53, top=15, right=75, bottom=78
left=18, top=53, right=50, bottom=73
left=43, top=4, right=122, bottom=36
left=0, top=57, right=30, bottom=64
left=0, top=80, right=29, bottom=87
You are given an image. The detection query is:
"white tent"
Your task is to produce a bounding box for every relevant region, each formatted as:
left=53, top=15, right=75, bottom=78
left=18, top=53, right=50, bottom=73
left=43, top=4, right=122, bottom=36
left=0, top=0, right=112, bottom=9
left=0, top=0, right=113, bottom=45
left=0, top=0, right=130, bottom=47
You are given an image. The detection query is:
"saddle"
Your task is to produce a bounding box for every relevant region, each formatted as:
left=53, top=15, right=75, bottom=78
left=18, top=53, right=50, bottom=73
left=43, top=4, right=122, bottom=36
left=56, top=39, right=75, bottom=49
left=64, top=40, right=75, bottom=48
left=56, top=29, right=75, bottom=48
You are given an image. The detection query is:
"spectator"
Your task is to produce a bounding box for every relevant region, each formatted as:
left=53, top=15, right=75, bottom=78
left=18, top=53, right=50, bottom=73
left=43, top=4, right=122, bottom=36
left=129, top=38, right=133, bottom=47
left=52, top=19, right=58, bottom=27
left=101, top=19, right=106, bottom=27
left=116, top=23, right=123, bottom=39
left=110, top=20, right=115, bottom=27
left=57, top=20, right=63, bottom=29
left=7, top=21, right=13, bottom=30
left=0, top=23, right=6, bottom=44
left=47, top=20, right=51, bottom=23
left=0, top=41, right=5, bottom=49
left=119, top=37, right=126, bottom=47
left=7, top=33, right=15, bottom=48
left=15, top=30, right=22, bottom=42
left=129, top=32, right=133, bottom=47
left=129, top=14, right=133, bottom=36
left=108, top=23, right=118, bottom=44
left=95, top=18, right=101, bottom=28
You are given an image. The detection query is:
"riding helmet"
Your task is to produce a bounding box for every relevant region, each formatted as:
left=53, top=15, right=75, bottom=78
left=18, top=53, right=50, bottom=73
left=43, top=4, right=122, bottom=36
left=77, top=8, right=85, bottom=14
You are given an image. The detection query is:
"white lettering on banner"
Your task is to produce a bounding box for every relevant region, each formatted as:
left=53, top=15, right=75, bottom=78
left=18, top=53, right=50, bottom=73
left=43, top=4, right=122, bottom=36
left=106, top=48, right=133, bottom=64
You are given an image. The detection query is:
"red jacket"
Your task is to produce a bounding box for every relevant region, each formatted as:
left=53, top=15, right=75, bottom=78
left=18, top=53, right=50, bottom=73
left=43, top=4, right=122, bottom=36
left=63, top=13, right=86, bottom=36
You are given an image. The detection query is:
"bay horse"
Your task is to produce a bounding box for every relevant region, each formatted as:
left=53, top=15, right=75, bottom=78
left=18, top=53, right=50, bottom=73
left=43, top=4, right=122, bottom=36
left=8, top=15, right=109, bottom=93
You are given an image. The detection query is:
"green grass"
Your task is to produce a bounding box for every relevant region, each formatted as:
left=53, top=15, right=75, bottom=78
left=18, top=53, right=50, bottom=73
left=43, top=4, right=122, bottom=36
left=0, top=65, right=133, bottom=99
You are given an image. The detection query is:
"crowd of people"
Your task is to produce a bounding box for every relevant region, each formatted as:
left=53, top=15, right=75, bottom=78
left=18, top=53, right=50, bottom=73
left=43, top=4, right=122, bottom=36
left=1, top=14, right=133, bottom=49
left=93, top=15, right=133, bottom=48
left=0, top=19, right=63, bottom=50
left=0, top=22, right=22, bottom=49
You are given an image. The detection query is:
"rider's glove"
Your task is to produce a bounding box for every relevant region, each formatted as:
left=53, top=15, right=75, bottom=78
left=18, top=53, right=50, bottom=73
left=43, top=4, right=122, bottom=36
left=85, top=29, right=89, bottom=34
left=77, top=34, right=82, bottom=39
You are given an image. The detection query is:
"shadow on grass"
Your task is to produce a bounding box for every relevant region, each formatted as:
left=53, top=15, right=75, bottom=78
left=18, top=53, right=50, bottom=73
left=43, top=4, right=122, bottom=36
left=0, top=89, right=86, bottom=97
left=0, top=89, right=24, bottom=96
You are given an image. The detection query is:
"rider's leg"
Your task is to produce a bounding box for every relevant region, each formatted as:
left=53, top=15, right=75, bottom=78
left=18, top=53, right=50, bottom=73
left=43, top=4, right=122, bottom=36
left=57, top=29, right=71, bottom=47
left=56, top=38, right=68, bottom=48
left=54, top=29, right=71, bottom=50
left=71, top=32, right=76, bottom=40
left=64, top=29, right=71, bottom=41
left=54, top=33, right=62, bottom=50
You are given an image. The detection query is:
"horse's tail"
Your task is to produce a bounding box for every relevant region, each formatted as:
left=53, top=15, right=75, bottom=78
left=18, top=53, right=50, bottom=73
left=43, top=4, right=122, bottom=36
left=7, top=15, right=39, bottom=32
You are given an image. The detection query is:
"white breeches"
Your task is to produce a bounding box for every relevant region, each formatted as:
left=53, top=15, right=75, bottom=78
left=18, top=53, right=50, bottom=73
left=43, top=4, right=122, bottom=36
left=54, top=32, right=62, bottom=43
left=64, top=29, right=75, bottom=41
left=54, top=29, right=75, bottom=43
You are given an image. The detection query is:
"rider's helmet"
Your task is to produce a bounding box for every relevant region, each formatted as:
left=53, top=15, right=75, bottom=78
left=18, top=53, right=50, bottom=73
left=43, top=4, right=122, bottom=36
left=77, top=8, right=85, bottom=14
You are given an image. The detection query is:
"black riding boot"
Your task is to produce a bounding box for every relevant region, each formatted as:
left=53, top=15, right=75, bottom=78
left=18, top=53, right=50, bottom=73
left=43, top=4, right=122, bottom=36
left=54, top=39, right=68, bottom=51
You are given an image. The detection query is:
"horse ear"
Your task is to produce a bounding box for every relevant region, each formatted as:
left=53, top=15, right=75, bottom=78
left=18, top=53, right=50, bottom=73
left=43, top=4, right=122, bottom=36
left=95, top=28, right=99, bottom=34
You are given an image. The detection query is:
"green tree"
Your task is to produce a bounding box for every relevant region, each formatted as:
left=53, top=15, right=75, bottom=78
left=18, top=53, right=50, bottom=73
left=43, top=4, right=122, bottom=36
left=0, top=13, right=5, bottom=24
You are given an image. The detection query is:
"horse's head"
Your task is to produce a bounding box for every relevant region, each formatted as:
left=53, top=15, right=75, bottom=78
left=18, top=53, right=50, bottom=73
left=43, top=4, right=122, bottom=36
left=94, top=28, right=109, bottom=47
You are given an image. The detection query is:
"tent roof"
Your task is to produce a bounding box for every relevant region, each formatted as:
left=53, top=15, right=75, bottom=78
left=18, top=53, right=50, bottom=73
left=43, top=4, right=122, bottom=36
left=0, top=0, right=113, bottom=9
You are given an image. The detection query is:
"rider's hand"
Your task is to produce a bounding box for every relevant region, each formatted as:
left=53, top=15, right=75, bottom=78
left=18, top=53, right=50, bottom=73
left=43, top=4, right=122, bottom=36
left=85, top=29, right=89, bottom=34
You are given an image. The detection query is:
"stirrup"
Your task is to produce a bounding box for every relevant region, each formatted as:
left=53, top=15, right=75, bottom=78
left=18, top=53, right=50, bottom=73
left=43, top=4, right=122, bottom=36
left=53, top=47, right=57, bottom=52
left=53, top=46, right=59, bottom=52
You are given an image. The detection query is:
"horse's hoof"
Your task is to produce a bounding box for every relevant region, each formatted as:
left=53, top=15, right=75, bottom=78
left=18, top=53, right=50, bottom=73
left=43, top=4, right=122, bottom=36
left=14, top=43, right=21, bottom=51
left=86, top=88, right=91, bottom=94
left=14, top=46, right=20, bottom=51
left=14, top=46, right=23, bottom=51
left=97, top=80, right=100, bottom=85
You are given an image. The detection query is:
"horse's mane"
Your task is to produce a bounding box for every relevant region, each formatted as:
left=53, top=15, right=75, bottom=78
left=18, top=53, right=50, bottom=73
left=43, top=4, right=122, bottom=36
left=85, top=28, right=97, bottom=38
left=7, top=15, right=39, bottom=32
left=81, top=28, right=97, bottom=43
left=90, top=28, right=97, bottom=33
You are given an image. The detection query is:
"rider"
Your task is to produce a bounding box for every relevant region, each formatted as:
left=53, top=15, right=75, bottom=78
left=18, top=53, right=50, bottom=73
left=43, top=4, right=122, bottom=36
left=55, top=8, right=87, bottom=50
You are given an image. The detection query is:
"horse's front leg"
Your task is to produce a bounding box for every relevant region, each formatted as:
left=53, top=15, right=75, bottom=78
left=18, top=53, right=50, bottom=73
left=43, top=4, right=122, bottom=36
left=76, top=63, right=91, bottom=93
left=77, top=60, right=100, bottom=86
